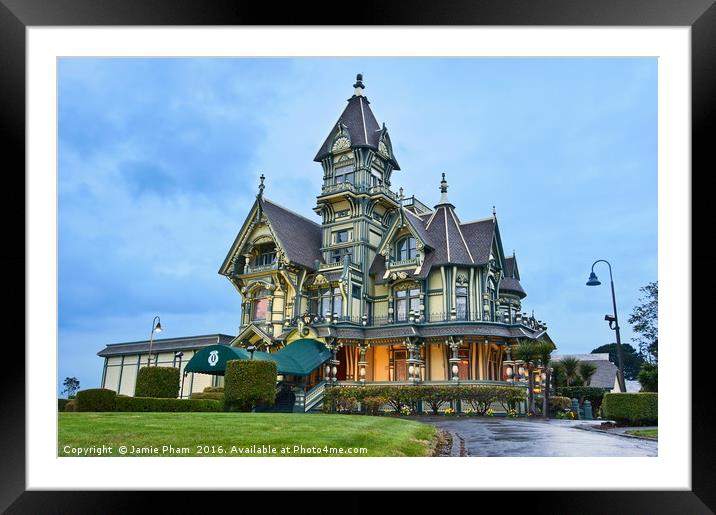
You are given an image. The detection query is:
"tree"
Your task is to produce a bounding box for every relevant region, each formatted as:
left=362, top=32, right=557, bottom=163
left=560, top=357, right=581, bottom=387
left=513, top=340, right=539, bottom=415
left=578, top=362, right=598, bottom=386
left=628, top=281, right=658, bottom=363
left=638, top=363, right=658, bottom=392
left=591, top=343, right=645, bottom=380
left=534, top=340, right=556, bottom=419
left=62, top=377, right=80, bottom=399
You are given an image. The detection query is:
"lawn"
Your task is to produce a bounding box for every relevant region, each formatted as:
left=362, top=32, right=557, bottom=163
left=625, top=428, right=658, bottom=439
left=58, top=412, right=438, bottom=457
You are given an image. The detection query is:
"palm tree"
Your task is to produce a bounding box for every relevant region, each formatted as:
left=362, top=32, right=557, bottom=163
left=513, top=340, right=539, bottom=414
left=534, top=340, right=556, bottom=418
left=560, top=357, right=581, bottom=387
left=578, top=362, right=598, bottom=386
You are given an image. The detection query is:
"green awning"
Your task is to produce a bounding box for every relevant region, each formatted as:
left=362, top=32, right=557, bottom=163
left=183, top=339, right=331, bottom=377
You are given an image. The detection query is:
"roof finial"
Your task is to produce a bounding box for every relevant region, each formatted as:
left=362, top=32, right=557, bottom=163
left=353, top=73, right=365, bottom=96
left=399, top=186, right=404, bottom=200
left=435, top=172, right=451, bottom=207
left=492, top=205, right=496, bottom=221
left=258, top=173, right=265, bottom=199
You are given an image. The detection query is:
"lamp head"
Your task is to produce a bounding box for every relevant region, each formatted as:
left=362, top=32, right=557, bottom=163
left=586, top=272, right=601, bottom=286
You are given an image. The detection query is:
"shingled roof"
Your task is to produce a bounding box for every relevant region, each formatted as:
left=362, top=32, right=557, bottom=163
left=97, top=334, right=235, bottom=357
left=552, top=353, right=618, bottom=390
left=261, top=198, right=323, bottom=270
left=500, top=255, right=527, bottom=298
left=314, top=75, right=400, bottom=169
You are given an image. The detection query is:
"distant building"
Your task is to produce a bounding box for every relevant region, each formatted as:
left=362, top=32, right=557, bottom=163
left=551, top=353, right=619, bottom=390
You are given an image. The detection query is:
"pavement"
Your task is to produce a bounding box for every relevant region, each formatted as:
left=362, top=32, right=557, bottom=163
left=418, top=416, right=658, bottom=457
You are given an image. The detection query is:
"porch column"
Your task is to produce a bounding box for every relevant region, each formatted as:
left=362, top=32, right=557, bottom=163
left=406, top=339, right=420, bottom=384
left=448, top=337, right=461, bottom=381
left=358, top=344, right=368, bottom=384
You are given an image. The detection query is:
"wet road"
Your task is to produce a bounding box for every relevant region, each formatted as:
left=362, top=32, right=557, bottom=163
left=421, top=417, right=657, bottom=457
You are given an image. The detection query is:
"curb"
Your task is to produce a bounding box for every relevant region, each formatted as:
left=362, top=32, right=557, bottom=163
left=574, top=424, right=658, bottom=441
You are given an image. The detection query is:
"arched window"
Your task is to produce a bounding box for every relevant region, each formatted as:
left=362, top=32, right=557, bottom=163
left=456, top=285, right=468, bottom=321
left=396, top=236, right=416, bottom=261
left=251, top=288, right=271, bottom=321
left=394, top=282, right=420, bottom=322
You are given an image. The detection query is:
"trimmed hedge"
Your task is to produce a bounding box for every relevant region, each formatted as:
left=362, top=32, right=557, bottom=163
left=224, top=359, right=277, bottom=412
left=555, top=386, right=609, bottom=412
left=114, top=396, right=222, bottom=412
left=323, top=385, right=527, bottom=414
left=203, top=386, right=224, bottom=393
left=134, top=366, right=180, bottom=398
left=601, top=392, right=657, bottom=425
left=191, top=391, right=225, bottom=402
left=65, top=399, right=77, bottom=412
left=76, top=388, right=117, bottom=412
left=58, top=399, right=69, bottom=411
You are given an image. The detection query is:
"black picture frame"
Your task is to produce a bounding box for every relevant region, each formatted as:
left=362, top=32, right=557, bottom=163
left=1, top=1, right=713, bottom=512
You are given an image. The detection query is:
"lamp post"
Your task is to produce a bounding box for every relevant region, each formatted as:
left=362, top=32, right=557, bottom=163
left=146, top=316, right=162, bottom=367
left=586, top=259, right=627, bottom=392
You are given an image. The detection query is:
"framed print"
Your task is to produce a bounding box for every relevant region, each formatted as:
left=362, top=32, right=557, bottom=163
left=2, top=0, right=714, bottom=512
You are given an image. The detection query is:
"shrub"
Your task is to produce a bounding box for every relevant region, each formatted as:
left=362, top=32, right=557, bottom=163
left=224, top=359, right=277, bottom=412
left=462, top=385, right=499, bottom=415
left=58, top=399, right=69, bottom=412
left=114, top=396, right=222, bottom=412
left=76, top=388, right=117, bottom=412
left=555, top=386, right=609, bottom=412
left=203, top=386, right=224, bottom=393
left=422, top=385, right=451, bottom=414
left=134, top=366, right=180, bottom=398
left=363, top=396, right=388, bottom=415
left=191, top=391, right=225, bottom=402
left=638, top=363, right=658, bottom=392
left=548, top=396, right=571, bottom=413
left=601, top=392, right=657, bottom=425
left=64, top=399, right=77, bottom=412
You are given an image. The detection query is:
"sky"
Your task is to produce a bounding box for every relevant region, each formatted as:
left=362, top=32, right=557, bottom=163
left=58, top=57, right=657, bottom=393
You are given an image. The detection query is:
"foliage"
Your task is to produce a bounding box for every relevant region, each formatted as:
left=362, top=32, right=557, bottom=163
left=190, top=391, right=225, bottom=402
left=559, top=357, right=581, bottom=386
left=506, top=408, right=518, bottom=418
left=548, top=396, right=571, bottom=413
left=58, top=399, right=70, bottom=412
left=114, top=396, right=222, bottom=412
left=64, top=399, right=77, bottom=412
left=601, top=392, right=658, bottom=425
left=512, top=341, right=539, bottom=363
left=627, top=281, right=658, bottom=363
left=134, top=367, right=180, bottom=398
left=637, top=363, right=658, bottom=392
left=591, top=343, right=645, bottom=380
left=363, top=396, right=389, bottom=415
left=62, top=377, right=81, bottom=399
left=485, top=408, right=495, bottom=417
left=400, top=405, right=413, bottom=416
left=203, top=386, right=224, bottom=393
left=556, top=410, right=575, bottom=420
left=578, top=362, right=598, bottom=386
left=555, top=386, right=609, bottom=412
left=224, top=360, right=277, bottom=412
left=76, top=388, right=117, bottom=412
left=443, top=407, right=455, bottom=416
left=534, top=340, right=556, bottom=367
left=321, top=385, right=527, bottom=415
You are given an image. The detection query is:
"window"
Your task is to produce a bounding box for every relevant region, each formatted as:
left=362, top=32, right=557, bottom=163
left=330, top=247, right=352, bottom=264
left=319, top=287, right=343, bottom=319
left=352, top=284, right=361, bottom=299
left=370, top=168, right=383, bottom=186
left=395, top=283, right=420, bottom=322
left=334, top=165, right=354, bottom=185
left=396, top=236, right=416, bottom=261
left=252, top=243, right=276, bottom=267
left=251, top=288, right=271, bottom=321
left=488, top=279, right=497, bottom=321
left=333, top=229, right=352, bottom=244
left=456, top=286, right=468, bottom=321
left=458, top=347, right=470, bottom=380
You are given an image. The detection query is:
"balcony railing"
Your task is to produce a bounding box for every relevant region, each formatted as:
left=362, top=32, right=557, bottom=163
left=320, top=182, right=356, bottom=195
left=243, top=261, right=279, bottom=274
left=314, top=312, right=546, bottom=330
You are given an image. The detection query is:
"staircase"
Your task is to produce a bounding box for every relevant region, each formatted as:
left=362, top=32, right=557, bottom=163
left=255, top=383, right=295, bottom=413
left=304, top=381, right=327, bottom=413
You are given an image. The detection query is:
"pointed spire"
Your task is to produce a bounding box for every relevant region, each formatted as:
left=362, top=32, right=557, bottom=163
left=353, top=73, right=365, bottom=97
left=492, top=205, right=496, bottom=221
left=257, top=173, right=265, bottom=199
left=435, top=173, right=453, bottom=207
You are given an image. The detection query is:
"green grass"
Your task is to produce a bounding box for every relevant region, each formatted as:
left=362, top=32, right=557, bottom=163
left=625, top=428, right=658, bottom=439
left=58, top=412, right=438, bottom=457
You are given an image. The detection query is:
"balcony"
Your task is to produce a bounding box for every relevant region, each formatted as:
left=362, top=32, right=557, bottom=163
left=242, top=261, right=279, bottom=275
left=319, top=182, right=357, bottom=196
left=321, top=311, right=546, bottom=330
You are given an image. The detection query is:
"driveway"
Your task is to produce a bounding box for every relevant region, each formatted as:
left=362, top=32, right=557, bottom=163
left=420, top=416, right=657, bottom=457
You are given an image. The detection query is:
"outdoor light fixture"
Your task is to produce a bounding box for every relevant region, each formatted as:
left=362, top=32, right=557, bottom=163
left=506, top=366, right=513, bottom=377
left=518, top=366, right=525, bottom=376
left=586, top=259, right=627, bottom=392
left=277, top=375, right=284, bottom=382
left=147, top=315, right=162, bottom=367
left=408, top=365, right=415, bottom=375
left=247, top=345, right=256, bottom=360
left=452, top=364, right=459, bottom=376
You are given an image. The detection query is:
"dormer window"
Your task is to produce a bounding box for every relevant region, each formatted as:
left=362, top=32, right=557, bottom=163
left=396, top=236, right=416, bottom=261
left=252, top=243, right=277, bottom=267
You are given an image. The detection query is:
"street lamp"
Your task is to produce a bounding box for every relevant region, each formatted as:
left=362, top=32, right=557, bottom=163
left=147, top=316, right=162, bottom=367
left=586, top=259, right=627, bottom=392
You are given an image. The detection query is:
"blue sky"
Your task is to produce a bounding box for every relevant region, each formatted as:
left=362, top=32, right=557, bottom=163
left=58, top=57, right=657, bottom=393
